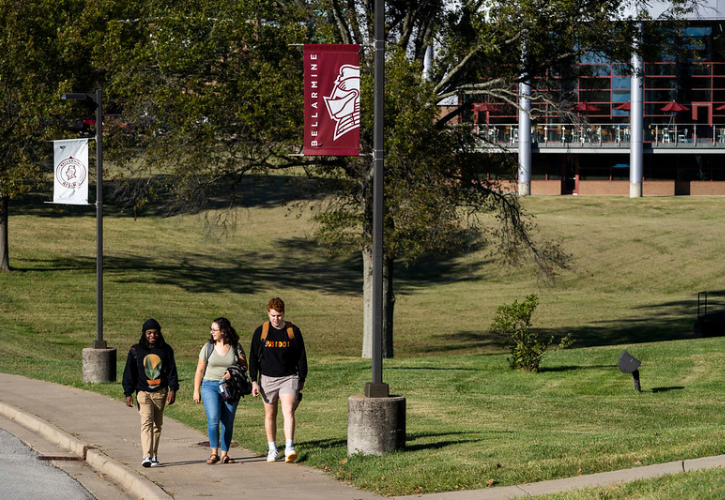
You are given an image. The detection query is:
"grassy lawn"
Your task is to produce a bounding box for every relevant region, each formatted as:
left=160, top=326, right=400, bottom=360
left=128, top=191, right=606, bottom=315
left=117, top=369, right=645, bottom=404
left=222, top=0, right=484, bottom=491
left=2, top=192, right=725, bottom=496
left=540, top=466, right=725, bottom=499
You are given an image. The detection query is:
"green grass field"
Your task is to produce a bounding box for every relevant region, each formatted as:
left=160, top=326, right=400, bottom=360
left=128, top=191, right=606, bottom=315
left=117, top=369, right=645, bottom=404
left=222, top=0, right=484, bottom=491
left=2, top=191, right=725, bottom=496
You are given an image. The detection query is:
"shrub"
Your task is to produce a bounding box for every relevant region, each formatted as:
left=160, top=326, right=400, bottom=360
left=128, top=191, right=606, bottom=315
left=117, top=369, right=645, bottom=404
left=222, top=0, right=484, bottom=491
left=489, top=294, right=573, bottom=372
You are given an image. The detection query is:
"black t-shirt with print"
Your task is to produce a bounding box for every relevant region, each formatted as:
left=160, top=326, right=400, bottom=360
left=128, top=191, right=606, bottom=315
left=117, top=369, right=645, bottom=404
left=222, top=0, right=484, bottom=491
left=249, top=323, right=307, bottom=384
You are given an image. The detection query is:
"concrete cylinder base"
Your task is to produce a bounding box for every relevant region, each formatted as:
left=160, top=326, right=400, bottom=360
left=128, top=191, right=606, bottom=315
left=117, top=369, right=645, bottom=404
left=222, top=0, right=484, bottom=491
left=348, top=395, right=406, bottom=456
left=630, top=182, right=643, bottom=198
left=82, top=347, right=117, bottom=383
left=518, top=181, right=531, bottom=196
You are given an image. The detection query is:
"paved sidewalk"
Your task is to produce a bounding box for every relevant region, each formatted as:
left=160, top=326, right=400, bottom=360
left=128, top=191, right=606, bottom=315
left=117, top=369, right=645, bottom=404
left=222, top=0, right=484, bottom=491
left=0, top=373, right=376, bottom=500
left=2, top=373, right=725, bottom=500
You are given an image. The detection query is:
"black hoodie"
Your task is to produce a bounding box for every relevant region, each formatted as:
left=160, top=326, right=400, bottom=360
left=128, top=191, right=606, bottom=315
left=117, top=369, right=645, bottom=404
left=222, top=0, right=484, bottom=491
left=122, top=343, right=179, bottom=396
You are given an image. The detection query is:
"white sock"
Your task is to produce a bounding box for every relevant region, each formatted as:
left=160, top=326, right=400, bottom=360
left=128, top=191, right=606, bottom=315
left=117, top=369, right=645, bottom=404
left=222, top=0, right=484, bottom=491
left=268, top=441, right=277, bottom=452
left=286, top=439, right=294, bottom=450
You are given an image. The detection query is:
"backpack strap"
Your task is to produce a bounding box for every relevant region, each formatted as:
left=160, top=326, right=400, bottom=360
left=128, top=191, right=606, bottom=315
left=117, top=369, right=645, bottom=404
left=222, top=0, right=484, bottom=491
left=234, top=343, right=248, bottom=371
left=258, top=322, right=295, bottom=363
left=206, top=341, right=246, bottom=361
left=261, top=321, right=295, bottom=341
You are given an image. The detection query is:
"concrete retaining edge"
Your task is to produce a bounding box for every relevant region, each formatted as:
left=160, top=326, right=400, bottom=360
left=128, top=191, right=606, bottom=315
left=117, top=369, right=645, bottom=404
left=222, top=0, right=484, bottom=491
left=0, top=401, right=172, bottom=500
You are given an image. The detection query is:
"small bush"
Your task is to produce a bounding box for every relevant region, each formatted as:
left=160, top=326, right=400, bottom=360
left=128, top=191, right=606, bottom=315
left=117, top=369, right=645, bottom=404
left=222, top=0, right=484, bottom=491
left=489, top=294, right=573, bottom=372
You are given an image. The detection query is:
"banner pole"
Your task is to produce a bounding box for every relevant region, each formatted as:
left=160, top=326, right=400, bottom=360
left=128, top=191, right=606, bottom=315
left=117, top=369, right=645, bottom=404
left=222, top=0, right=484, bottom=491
left=366, top=0, right=388, bottom=397
left=94, top=89, right=105, bottom=349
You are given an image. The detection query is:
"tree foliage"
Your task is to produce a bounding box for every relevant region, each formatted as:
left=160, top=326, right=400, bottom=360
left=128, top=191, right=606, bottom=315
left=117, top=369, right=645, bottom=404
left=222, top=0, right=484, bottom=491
left=1, top=0, right=699, bottom=359
left=93, top=0, right=699, bottom=357
left=489, top=294, right=574, bottom=372
left=0, top=0, right=143, bottom=271
left=0, top=0, right=111, bottom=271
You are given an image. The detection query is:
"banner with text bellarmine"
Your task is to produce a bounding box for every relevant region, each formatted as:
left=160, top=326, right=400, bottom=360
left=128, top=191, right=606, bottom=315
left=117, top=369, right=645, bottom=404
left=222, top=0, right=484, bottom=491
left=304, top=44, right=360, bottom=156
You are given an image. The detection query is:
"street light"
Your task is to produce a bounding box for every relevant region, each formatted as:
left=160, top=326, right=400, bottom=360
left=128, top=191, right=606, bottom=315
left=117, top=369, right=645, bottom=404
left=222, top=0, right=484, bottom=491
left=347, top=0, right=405, bottom=457
left=62, top=89, right=115, bottom=383
left=61, top=89, right=105, bottom=349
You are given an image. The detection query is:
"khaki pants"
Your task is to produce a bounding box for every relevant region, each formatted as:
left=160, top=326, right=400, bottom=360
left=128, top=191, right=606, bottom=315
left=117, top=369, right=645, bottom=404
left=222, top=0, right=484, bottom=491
left=137, top=389, right=167, bottom=458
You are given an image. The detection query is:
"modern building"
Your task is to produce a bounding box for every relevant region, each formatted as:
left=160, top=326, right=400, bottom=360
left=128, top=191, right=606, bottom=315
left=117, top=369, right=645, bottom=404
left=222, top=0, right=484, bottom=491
left=475, top=0, right=725, bottom=196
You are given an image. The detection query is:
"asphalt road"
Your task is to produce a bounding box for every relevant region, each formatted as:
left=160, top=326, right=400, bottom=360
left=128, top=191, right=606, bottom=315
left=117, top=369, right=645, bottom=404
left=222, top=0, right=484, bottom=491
left=0, top=426, right=95, bottom=500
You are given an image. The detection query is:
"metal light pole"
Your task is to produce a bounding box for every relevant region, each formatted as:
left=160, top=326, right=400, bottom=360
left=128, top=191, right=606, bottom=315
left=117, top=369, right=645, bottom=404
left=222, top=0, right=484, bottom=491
left=348, top=1, right=405, bottom=455
left=365, top=0, right=389, bottom=399
left=62, top=89, right=115, bottom=382
left=62, top=90, right=105, bottom=348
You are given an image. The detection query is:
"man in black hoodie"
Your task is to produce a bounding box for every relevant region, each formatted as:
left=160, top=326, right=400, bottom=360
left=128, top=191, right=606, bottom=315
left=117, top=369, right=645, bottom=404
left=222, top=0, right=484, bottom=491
left=122, top=319, right=179, bottom=468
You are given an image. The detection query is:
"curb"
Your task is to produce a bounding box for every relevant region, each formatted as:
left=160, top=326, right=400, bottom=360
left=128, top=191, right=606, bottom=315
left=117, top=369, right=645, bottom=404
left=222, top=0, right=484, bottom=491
left=0, top=401, right=172, bottom=500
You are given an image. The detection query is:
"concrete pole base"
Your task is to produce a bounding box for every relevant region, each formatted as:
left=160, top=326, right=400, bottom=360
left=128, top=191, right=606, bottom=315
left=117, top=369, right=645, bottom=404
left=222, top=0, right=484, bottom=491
left=630, top=182, right=643, bottom=198
left=348, top=394, right=406, bottom=456
left=518, top=181, right=531, bottom=196
left=82, top=347, right=117, bottom=383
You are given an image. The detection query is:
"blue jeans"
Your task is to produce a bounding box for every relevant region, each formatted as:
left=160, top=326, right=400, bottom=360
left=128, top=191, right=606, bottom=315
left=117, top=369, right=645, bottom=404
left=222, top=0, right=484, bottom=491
left=201, top=379, right=239, bottom=452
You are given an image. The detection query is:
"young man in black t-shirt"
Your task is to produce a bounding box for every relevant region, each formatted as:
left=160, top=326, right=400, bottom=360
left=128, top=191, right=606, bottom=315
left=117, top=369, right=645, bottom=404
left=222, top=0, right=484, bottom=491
left=249, top=297, right=308, bottom=463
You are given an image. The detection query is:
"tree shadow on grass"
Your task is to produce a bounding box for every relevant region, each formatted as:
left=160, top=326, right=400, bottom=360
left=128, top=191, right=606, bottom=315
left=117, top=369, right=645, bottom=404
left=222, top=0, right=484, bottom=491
left=412, top=298, right=700, bottom=356
left=302, top=437, right=347, bottom=450
left=385, top=366, right=481, bottom=371
left=10, top=233, right=499, bottom=297
left=404, top=431, right=498, bottom=452
left=107, top=250, right=364, bottom=296
left=414, top=331, right=503, bottom=355
left=538, top=364, right=618, bottom=373
left=650, top=386, right=685, bottom=393
left=14, top=174, right=324, bottom=217
left=10, top=256, right=96, bottom=272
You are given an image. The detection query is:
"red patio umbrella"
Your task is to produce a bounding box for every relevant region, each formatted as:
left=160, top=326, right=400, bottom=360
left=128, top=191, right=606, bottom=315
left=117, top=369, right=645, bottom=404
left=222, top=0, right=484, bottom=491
left=660, top=101, right=689, bottom=112
left=614, top=102, right=631, bottom=111
left=573, top=102, right=601, bottom=112
left=716, top=104, right=725, bottom=111
left=474, top=103, right=502, bottom=112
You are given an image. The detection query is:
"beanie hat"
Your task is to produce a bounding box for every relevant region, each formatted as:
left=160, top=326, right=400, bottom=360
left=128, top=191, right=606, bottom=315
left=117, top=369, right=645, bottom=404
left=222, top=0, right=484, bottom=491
left=142, top=318, right=161, bottom=333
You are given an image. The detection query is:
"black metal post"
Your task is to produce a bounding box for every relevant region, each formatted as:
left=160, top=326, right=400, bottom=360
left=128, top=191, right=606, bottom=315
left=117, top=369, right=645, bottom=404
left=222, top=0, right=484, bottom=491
left=61, top=90, right=105, bottom=349
left=94, top=89, right=105, bottom=349
left=365, top=0, right=389, bottom=398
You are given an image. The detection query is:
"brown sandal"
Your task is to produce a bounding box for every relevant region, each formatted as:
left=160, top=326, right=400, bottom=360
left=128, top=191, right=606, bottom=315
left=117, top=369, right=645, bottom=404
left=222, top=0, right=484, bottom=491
left=207, top=454, right=220, bottom=464
left=222, top=455, right=235, bottom=464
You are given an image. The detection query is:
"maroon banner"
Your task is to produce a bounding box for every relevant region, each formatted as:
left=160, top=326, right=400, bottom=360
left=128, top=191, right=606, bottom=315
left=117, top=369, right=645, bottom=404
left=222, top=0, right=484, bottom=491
left=304, top=44, right=360, bottom=156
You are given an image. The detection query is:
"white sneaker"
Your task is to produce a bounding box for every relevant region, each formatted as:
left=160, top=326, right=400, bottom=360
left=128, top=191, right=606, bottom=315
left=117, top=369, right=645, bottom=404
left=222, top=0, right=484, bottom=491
left=142, top=456, right=152, bottom=468
left=285, top=448, right=297, bottom=463
left=150, top=456, right=160, bottom=467
left=266, top=449, right=278, bottom=462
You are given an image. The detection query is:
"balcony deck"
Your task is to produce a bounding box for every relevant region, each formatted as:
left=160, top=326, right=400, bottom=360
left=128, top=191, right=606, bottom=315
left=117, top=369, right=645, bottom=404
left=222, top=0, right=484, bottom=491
left=476, top=123, right=725, bottom=154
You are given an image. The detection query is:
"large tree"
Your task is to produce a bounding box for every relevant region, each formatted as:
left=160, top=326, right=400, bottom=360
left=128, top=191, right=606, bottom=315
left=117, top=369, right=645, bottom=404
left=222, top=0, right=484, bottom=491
left=96, top=0, right=695, bottom=356
left=0, top=0, right=129, bottom=271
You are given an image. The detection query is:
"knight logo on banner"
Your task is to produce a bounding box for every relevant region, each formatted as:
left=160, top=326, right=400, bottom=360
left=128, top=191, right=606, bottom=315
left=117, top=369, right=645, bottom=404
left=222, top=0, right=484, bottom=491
left=53, top=139, right=89, bottom=205
left=304, top=44, right=360, bottom=156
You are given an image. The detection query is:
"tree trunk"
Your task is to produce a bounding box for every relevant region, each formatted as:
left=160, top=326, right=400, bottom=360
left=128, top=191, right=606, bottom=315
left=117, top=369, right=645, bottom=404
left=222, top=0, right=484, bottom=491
left=362, top=243, right=373, bottom=358
left=0, top=194, right=9, bottom=272
left=382, top=255, right=395, bottom=358
left=361, top=245, right=396, bottom=359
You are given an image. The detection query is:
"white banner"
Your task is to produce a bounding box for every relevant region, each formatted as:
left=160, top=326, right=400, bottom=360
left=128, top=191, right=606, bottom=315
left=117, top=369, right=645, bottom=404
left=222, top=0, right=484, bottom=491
left=53, top=139, right=89, bottom=205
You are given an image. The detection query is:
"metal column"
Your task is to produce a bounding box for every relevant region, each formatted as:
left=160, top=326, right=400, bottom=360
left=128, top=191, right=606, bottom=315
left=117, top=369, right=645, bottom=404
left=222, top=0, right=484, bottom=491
left=630, top=23, right=644, bottom=198
left=518, top=81, right=532, bottom=196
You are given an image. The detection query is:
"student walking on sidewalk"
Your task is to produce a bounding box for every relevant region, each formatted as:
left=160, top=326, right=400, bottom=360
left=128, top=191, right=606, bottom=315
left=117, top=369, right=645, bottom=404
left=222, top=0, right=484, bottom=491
left=249, top=297, right=308, bottom=463
left=122, top=318, right=179, bottom=468
left=193, top=317, right=247, bottom=465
